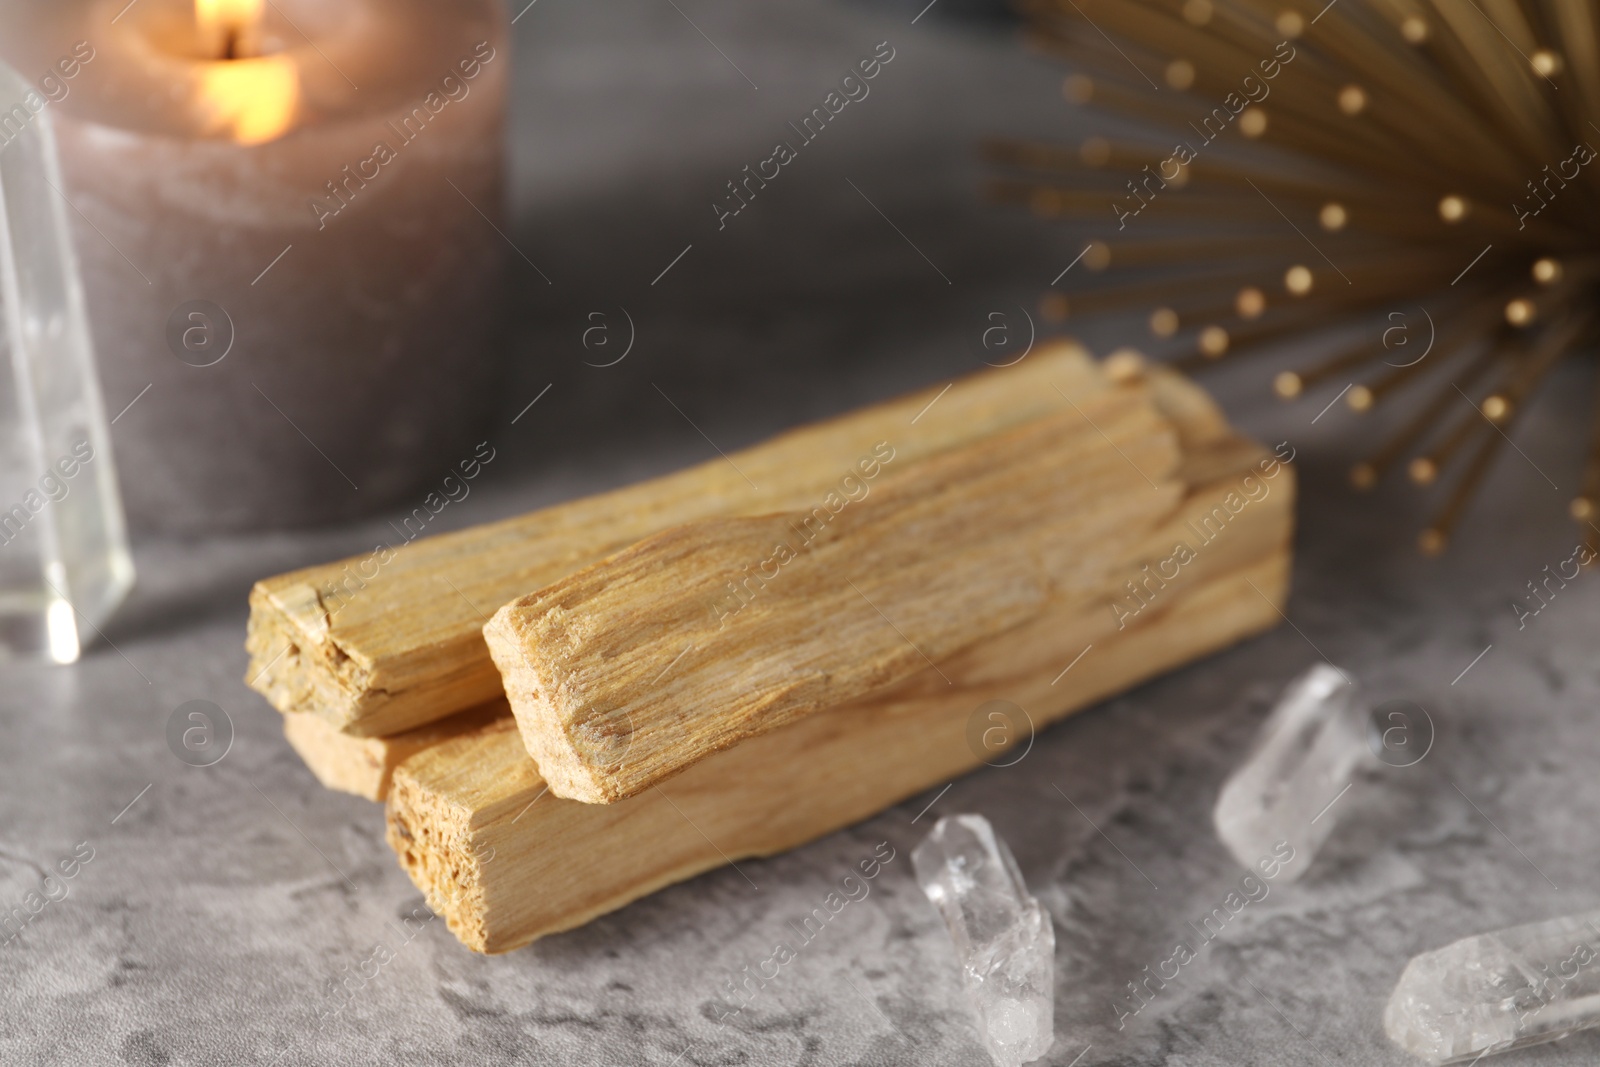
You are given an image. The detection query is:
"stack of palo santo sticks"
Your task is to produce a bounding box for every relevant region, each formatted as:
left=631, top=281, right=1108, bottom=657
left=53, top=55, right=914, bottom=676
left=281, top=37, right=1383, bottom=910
left=246, top=342, right=1295, bottom=954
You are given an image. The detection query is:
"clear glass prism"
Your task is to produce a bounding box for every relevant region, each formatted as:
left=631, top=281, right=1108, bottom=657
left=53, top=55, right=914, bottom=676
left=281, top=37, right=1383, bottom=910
left=0, top=61, right=132, bottom=663
left=913, top=814, right=1055, bottom=1066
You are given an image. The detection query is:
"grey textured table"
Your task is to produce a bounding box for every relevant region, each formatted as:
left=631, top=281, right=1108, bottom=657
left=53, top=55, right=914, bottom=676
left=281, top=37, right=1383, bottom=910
left=4, top=2, right=1598, bottom=1064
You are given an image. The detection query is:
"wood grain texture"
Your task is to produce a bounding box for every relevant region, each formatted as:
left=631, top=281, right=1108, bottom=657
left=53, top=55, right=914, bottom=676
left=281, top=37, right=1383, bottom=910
left=390, top=550, right=1290, bottom=954
left=386, top=399, right=1295, bottom=953
left=247, top=342, right=1122, bottom=737
left=282, top=702, right=509, bottom=801
left=485, top=389, right=1188, bottom=803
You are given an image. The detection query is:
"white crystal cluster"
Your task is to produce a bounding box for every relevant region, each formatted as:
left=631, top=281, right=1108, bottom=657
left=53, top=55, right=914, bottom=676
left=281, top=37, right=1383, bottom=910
left=1213, top=663, right=1369, bottom=881
left=1386, top=911, right=1600, bottom=1063
left=913, top=814, right=1054, bottom=1067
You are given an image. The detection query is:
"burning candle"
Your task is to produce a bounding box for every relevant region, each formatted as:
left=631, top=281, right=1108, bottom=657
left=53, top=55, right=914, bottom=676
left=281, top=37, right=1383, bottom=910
left=1, top=0, right=510, bottom=532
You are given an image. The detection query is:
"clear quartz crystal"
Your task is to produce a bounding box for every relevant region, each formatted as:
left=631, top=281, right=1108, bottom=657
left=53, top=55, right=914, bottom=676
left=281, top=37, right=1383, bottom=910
left=1212, top=663, right=1368, bottom=881
left=0, top=62, right=132, bottom=663
left=1385, top=910, right=1600, bottom=1063
left=913, top=814, right=1055, bottom=1066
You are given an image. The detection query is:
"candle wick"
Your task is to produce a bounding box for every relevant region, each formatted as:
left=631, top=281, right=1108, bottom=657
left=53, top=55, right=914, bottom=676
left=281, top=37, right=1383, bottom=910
left=223, top=26, right=239, bottom=61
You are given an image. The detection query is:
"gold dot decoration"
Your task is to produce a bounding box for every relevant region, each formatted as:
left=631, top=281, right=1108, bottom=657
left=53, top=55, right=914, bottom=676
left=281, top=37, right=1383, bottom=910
left=1104, top=348, right=1147, bottom=381
left=990, top=0, right=1600, bottom=551
left=1337, top=85, right=1367, bottom=115
left=1531, top=50, right=1563, bottom=77
left=1236, top=287, right=1266, bottom=319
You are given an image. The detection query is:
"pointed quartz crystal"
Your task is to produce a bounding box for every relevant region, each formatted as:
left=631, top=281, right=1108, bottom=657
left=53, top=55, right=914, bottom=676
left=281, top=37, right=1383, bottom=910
left=913, top=814, right=1054, bottom=1066
left=0, top=61, right=132, bottom=662
left=1212, top=663, right=1368, bottom=881
left=1385, top=911, right=1600, bottom=1063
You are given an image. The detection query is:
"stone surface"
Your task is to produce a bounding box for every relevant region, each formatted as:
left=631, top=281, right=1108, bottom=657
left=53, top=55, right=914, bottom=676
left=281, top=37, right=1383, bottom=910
left=914, top=815, right=1055, bottom=1066
left=0, top=1, right=1597, bottom=1063
left=1212, top=663, right=1371, bottom=882
left=1385, top=911, right=1600, bottom=1064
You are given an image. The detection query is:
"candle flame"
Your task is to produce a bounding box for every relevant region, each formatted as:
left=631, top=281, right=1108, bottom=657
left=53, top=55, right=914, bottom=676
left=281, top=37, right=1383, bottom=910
left=196, top=0, right=265, bottom=59
left=195, top=55, right=299, bottom=144
left=195, top=0, right=264, bottom=24
left=190, top=0, right=295, bottom=142
left=195, top=0, right=265, bottom=54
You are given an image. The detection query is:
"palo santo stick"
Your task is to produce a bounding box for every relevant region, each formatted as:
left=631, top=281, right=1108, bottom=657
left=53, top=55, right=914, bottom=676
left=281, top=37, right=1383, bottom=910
left=283, top=702, right=509, bottom=801
left=248, top=343, right=1124, bottom=737
left=389, top=423, right=1294, bottom=953
left=486, top=392, right=1185, bottom=803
